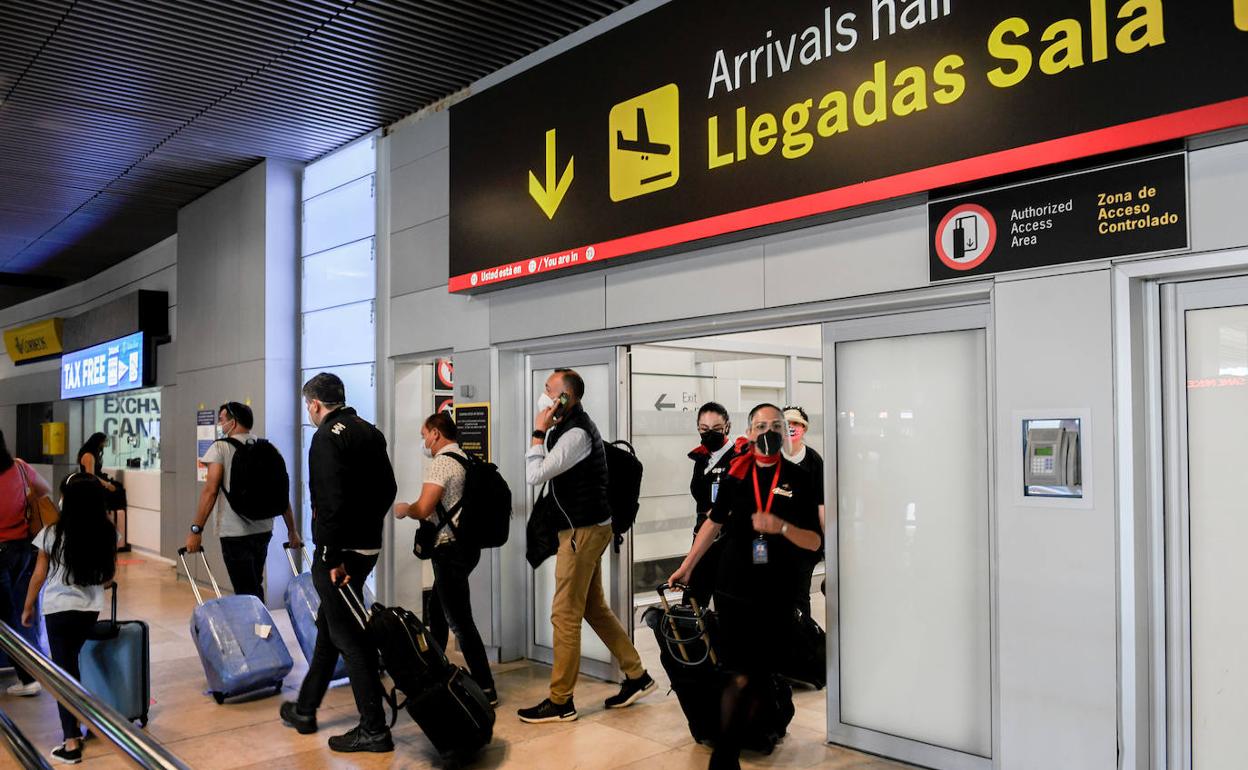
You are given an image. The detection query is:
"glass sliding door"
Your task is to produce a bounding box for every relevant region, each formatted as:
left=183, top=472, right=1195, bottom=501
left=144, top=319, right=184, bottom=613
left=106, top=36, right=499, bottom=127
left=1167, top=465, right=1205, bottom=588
left=1161, top=276, right=1248, bottom=770
left=825, top=307, right=993, bottom=770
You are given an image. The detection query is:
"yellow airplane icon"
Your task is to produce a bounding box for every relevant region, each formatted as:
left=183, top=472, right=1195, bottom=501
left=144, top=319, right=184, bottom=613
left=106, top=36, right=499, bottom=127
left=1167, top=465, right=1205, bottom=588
left=609, top=84, right=680, bottom=202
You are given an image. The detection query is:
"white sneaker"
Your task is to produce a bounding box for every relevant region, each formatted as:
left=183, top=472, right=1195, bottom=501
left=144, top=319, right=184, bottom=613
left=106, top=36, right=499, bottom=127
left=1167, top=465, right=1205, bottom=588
left=7, top=681, right=41, bottom=697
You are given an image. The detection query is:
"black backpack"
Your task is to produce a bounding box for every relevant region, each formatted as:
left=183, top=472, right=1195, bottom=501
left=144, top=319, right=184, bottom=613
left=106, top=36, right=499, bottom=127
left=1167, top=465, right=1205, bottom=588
left=414, top=452, right=512, bottom=557
left=218, top=437, right=290, bottom=520
left=604, top=440, right=643, bottom=551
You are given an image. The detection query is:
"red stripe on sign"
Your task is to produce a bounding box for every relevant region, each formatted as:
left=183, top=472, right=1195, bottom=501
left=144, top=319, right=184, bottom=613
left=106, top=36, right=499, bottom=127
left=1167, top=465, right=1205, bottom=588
left=448, top=97, right=1248, bottom=293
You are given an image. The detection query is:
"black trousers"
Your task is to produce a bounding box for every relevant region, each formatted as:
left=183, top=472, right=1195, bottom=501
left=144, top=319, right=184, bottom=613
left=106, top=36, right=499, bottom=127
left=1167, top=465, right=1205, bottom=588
left=429, top=541, right=494, bottom=691
left=296, top=551, right=386, bottom=733
left=220, top=532, right=271, bottom=603
left=46, top=610, right=99, bottom=742
left=0, top=540, right=40, bottom=684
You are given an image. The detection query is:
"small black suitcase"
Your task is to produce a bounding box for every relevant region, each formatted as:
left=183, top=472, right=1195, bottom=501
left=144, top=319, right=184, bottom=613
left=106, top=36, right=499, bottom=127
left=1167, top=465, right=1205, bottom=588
left=340, top=588, right=494, bottom=763
left=642, top=584, right=792, bottom=754
left=779, top=608, right=827, bottom=690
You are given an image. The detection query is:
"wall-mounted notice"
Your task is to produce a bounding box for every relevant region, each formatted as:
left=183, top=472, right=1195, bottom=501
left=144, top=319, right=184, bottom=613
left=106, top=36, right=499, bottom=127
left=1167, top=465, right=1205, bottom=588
left=929, top=153, right=1188, bottom=280
left=196, top=409, right=216, bottom=482
left=453, top=402, right=490, bottom=463
left=60, top=332, right=147, bottom=399
left=449, top=1, right=1248, bottom=292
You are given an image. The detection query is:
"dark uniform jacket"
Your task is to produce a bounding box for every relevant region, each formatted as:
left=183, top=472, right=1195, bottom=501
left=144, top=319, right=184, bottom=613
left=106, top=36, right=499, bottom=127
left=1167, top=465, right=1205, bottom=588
left=308, top=407, right=397, bottom=556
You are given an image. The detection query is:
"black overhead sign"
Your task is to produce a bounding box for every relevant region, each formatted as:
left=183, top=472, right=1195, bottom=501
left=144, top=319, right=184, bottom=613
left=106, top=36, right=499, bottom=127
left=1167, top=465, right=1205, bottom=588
left=448, top=1, right=1248, bottom=293
left=929, top=153, right=1189, bottom=280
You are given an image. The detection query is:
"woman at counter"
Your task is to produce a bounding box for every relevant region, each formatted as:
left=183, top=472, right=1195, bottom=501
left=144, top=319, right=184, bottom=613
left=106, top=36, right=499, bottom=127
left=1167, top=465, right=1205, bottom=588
left=76, top=433, right=128, bottom=552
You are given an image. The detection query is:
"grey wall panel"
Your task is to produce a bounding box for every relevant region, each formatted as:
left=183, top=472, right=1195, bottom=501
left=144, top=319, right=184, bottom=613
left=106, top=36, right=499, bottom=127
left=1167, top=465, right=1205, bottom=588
left=763, top=206, right=929, bottom=307
left=452, top=348, right=491, bottom=405
left=391, top=218, right=450, bottom=296
left=391, top=287, right=490, bottom=357
left=175, top=163, right=268, bottom=373
left=390, top=148, right=450, bottom=233
left=389, top=110, right=449, bottom=171
left=160, top=383, right=179, bottom=559
left=994, top=271, right=1117, bottom=770
left=264, top=160, right=301, bottom=604
left=605, top=242, right=764, bottom=327
left=489, top=272, right=605, bottom=343
left=1189, top=142, right=1248, bottom=254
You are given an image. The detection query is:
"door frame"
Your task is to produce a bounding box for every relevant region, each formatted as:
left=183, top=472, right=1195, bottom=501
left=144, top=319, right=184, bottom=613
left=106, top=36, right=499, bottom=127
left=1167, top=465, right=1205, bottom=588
left=1158, top=274, right=1248, bottom=770
left=822, top=304, right=997, bottom=770
left=523, top=346, right=632, bottom=682
left=1113, top=247, right=1248, bottom=770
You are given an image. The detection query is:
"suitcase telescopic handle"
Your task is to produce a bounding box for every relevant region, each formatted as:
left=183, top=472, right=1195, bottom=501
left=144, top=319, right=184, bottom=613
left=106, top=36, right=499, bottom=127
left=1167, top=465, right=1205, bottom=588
left=104, top=581, right=118, bottom=625
left=655, top=582, right=718, bottom=666
left=177, top=546, right=223, bottom=605
left=337, top=583, right=371, bottom=632
left=281, top=541, right=313, bottom=577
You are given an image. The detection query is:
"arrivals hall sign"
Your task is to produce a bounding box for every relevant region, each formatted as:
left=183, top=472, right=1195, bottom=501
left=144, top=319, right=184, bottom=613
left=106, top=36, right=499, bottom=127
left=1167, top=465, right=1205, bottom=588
left=449, top=1, right=1248, bottom=292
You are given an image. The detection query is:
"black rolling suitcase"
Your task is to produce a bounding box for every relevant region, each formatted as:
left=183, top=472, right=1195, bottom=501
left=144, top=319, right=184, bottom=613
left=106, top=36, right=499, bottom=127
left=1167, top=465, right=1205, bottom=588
left=340, top=588, right=494, bottom=763
left=779, top=607, right=827, bottom=690
left=641, top=583, right=793, bottom=754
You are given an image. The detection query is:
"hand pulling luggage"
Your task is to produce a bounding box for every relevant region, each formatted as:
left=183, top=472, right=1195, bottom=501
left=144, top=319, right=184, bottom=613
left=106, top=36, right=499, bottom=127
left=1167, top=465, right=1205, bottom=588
left=641, top=583, right=793, bottom=754
left=79, top=582, right=150, bottom=726
left=281, top=543, right=374, bottom=681
left=338, top=586, right=494, bottom=762
left=178, top=547, right=293, bottom=704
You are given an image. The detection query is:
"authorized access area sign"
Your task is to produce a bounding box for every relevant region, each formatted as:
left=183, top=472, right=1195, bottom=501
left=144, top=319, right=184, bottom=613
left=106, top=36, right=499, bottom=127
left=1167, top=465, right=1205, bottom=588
left=449, top=1, right=1248, bottom=292
left=929, top=153, right=1188, bottom=279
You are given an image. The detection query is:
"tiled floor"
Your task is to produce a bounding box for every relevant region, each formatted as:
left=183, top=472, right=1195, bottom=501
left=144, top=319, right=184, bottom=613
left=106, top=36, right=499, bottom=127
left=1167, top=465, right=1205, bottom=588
left=0, top=555, right=917, bottom=769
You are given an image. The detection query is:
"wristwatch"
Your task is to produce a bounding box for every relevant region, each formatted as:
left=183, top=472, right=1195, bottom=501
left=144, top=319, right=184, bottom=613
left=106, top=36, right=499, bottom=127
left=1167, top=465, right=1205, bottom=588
left=190, top=524, right=203, bottom=535
left=532, top=429, right=547, bottom=440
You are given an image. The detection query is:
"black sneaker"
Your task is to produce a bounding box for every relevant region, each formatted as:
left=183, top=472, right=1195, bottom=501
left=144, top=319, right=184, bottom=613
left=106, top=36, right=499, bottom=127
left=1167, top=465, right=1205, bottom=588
left=517, top=697, right=577, bottom=723
left=605, top=672, right=656, bottom=709
left=327, top=725, right=394, bottom=753
left=50, top=743, right=82, bottom=765
left=279, top=701, right=318, bottom=734
left=482, top=687, right=500, bottom=707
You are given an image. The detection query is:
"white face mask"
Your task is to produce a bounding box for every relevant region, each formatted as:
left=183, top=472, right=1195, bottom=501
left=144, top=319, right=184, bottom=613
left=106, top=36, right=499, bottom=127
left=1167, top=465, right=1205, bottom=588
left=537, top=392, right=555, bottom=413
left=421, top=443, right=434, bottom=459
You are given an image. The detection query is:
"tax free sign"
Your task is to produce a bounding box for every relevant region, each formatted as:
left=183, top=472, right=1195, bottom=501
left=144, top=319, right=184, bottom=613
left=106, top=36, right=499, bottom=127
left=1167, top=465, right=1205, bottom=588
left=60, top=332, right=145, bottom=400
left=449, top=0, right=1248, bottom=292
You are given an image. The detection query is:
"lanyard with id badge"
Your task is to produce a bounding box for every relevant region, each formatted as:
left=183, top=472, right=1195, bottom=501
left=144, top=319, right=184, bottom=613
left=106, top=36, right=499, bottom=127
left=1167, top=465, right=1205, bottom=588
left=752, top=463, right=781, bottom=565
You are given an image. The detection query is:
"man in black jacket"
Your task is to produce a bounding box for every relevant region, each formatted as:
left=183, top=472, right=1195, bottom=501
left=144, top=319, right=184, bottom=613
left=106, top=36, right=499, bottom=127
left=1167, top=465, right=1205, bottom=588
left=280, top=372, right=397, bottom=754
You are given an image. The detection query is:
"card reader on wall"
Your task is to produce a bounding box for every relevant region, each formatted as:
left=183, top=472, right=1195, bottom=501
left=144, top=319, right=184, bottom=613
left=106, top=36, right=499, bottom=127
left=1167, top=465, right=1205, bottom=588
left=1024, top=423, right=1082, bottom=497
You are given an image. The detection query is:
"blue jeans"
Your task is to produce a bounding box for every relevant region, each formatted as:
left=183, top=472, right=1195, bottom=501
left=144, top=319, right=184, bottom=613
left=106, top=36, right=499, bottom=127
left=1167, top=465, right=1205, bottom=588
left=0, top=540, right=41, bottom=684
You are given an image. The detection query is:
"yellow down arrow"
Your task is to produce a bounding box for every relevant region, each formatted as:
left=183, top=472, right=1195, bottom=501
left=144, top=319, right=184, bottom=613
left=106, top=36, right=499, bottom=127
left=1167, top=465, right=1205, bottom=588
left=528, top=128, right=574, bottom=220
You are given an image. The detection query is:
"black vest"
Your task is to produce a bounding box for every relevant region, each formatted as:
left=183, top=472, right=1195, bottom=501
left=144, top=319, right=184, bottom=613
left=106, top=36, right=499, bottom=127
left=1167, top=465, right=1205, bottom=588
left=547, top=405, right=609, bottom=529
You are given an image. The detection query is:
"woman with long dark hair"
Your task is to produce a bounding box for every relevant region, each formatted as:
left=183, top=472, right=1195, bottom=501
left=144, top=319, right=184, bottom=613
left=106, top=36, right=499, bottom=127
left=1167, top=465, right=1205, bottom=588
left=23, top=473, right=116, bottom=765
left=76, top=433, right=128, bottom=552
left=0, top=429, right=53, bottom=698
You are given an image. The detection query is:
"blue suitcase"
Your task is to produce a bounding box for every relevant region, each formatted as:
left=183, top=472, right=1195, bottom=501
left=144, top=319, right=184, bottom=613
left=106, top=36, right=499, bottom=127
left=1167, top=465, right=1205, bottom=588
left=79, top=582, right=150, bottom=726
left=282, top=543, right=374, bottom=681
left=179, top=547, right=293, bottom=704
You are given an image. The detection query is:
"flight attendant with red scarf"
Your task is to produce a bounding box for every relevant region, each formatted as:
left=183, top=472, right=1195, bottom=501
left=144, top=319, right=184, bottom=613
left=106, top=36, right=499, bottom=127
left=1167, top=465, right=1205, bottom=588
left=669, top=403, right=822, bottom=770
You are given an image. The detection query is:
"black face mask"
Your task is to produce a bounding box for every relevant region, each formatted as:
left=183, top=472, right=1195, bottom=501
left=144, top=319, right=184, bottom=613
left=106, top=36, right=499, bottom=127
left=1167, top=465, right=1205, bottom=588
left=699, top=430, right=727, bottom=451
left=755, top=430, right=785, bottom=457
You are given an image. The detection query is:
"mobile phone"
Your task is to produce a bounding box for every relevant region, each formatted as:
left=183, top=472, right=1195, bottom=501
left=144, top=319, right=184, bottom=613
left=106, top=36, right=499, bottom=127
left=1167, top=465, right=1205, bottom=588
left=552, top=393, right=570, bottom=420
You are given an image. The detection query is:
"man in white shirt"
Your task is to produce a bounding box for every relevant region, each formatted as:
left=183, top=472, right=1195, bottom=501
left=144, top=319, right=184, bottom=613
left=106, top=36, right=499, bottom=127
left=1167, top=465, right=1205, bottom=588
left=517, top=368, right=654, bottom=724
left=393, top=412, right=497, bottom=706
left=186, top=401, right=300, bottom=602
